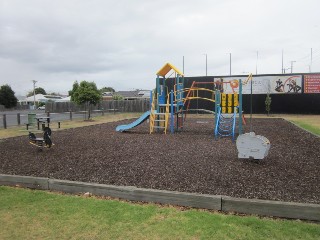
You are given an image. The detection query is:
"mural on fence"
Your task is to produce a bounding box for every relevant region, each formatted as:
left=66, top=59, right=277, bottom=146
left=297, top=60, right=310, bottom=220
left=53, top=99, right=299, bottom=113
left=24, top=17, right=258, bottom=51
left=214, top=75, right=303, bottom=94
left=304, top=74, right=320, bottom=93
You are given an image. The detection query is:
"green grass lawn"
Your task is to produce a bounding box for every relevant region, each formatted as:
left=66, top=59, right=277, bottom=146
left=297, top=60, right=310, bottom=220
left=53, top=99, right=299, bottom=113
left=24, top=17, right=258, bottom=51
left=0, top=186, right=319, bottom=240
left=291, top=120, right=320, bottom=136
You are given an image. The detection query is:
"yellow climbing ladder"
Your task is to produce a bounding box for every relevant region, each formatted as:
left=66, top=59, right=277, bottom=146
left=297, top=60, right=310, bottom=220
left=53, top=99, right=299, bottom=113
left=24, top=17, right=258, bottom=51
left=149, top=92, right=170, bottom=134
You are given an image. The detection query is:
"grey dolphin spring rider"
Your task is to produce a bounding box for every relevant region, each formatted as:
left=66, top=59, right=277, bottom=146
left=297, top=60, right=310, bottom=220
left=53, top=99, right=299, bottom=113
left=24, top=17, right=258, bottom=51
left=236, top=132, right=270, bottom=159
left=236, top=77, right=270, bottom=160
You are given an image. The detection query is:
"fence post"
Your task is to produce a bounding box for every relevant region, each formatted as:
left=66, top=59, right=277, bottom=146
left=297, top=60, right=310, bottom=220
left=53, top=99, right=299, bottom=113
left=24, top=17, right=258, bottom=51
left=69, top=111, right=72, bottom=121
left=3, top=114, right=7, bottom=129
left=17, top=113, right=21, bottom=125
left=46, top=111, right=51, bottom=123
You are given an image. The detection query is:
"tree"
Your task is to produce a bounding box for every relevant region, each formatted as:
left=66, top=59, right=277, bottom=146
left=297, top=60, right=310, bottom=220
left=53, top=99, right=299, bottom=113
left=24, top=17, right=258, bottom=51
left=265, top=93, right=272, bottom=116
left=99, top=87, right=115, bottom=94
left=0, top=85, right=18, bottom=108
left=112, top=94, right=124, bottom=100
left=69, top=80, right=101, bottom=119
left=27, top=87, right=47, bottom=97
left=69, top=81, right=79, bottom=102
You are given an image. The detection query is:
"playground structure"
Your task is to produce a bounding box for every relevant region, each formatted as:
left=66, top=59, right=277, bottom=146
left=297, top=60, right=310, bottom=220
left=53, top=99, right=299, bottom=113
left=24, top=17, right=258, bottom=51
left=117, top=62, right=251, bottom=141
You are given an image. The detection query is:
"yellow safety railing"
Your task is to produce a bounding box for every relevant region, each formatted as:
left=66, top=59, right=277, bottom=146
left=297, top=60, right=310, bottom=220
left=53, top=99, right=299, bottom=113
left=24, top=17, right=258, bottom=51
left=149, top=91, right=156, bottom=134
left=183, top=87, right=217, bottom=94
left=182, top=96, right=216, bottom=103
left=172, top=86, right=216, bottom=104
left=183, top=87, right=215, bottom=101
left=164, top=93, right=170, bottom=134
left=172, top=87, right=216, bottom=104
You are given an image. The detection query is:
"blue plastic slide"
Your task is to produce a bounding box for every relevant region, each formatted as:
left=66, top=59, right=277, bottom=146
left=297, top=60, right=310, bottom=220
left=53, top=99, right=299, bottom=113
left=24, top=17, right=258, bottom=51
left=116, top=111, right=151, bottom=132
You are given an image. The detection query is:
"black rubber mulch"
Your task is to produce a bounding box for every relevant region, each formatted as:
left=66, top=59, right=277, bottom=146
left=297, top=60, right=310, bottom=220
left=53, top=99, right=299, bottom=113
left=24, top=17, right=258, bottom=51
left=0, top=117, right=319, bottom=204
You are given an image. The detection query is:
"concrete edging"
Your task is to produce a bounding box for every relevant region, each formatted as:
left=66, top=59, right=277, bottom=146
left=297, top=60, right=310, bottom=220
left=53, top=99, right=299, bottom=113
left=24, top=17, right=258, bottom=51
left=221, top=196, right=320, bottom=221
left=0, top=174, right=49, bottom=190
left=49, top=179, right=222, bottom=210
left=0, top=174, right=319, bottom=221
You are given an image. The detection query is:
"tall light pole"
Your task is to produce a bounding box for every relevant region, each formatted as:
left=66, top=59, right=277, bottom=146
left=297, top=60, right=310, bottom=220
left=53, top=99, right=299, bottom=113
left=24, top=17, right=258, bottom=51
left=255, top=51, right=259, bottom=75
left=32, top=80, right=37, bottom=109
left=290, top=61, right=296, bottom=73
left=203, top=53, right=207, bottom=76
left=310, top=48, right=313, bottom=72
left=182, top=56, right=185, bottom=74
left=229, top=53, right=232, bottom=76
left=283, top=68, right=290, bottom=74
left=281, top=49, right=284, bottom=74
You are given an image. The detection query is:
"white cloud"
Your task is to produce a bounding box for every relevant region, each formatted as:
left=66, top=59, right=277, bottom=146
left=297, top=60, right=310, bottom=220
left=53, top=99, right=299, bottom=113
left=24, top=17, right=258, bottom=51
left=0, top=0, right=319, bottom=95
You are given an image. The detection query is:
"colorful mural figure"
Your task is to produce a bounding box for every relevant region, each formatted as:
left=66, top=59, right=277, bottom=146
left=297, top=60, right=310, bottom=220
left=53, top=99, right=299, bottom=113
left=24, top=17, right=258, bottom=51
left=214, top=78, right=223, bottom=92
left=275, top=79, right=284, bottom=92
left=229, top=80, right=239, bottom=93
left=287, top=79, right=301, bottom=93
left=281, top=76, right=302, bottom=93
left=216, top=75, right=302, bottom=94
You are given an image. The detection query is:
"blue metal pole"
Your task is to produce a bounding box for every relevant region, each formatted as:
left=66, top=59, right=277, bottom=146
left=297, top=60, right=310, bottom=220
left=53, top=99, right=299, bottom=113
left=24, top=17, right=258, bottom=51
left=239, top=79, right=243, bottom=135
left=170, top=90, right=174, bottom=133
left=214, top=90, right=220, bottom=127
left=156, top=76, right=160, bottom=114
left=181, top=75, right=184, bottom=124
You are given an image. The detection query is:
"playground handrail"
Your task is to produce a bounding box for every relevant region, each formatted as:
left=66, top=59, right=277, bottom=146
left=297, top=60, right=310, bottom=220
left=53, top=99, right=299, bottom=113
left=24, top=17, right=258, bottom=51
left=149, top=91, right=156, bottom=134
left=182, top=87, right=217, bottom=94
left=183, top=82, right=196, bottom=105
left=164, top=92, right=170, bottom=134
left=171, top=86, right=217, bottom=105
left=180, top=96, right=216, bottom=103
left=214, top=106, right=221, bottom=139
left=232, top=107, right=237, bottom=141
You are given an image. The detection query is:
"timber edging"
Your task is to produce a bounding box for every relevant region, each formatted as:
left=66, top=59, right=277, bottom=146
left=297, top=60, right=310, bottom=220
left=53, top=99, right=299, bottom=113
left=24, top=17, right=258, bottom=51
left=0, top=174, right=319, bottom=221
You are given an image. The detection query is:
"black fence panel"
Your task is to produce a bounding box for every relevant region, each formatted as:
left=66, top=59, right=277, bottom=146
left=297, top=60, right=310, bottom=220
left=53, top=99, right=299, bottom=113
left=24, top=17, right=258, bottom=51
left=165, top=75, right=320, bottom=114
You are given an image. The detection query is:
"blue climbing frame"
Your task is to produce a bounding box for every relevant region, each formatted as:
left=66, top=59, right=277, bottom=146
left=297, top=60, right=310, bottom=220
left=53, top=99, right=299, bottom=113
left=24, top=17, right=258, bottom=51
left=153, top=62, right=244, bottom=139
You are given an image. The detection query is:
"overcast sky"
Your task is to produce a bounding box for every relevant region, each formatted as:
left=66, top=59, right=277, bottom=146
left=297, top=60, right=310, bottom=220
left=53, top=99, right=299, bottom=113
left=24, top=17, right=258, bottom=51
left=1, top=0, right=320, bottom=96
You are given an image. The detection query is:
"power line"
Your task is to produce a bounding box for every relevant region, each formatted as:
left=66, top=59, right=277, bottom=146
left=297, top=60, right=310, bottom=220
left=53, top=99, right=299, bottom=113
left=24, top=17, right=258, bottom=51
left=310, top=57, right=320, bottom=64
left=295, top=49, right=320, bottom=64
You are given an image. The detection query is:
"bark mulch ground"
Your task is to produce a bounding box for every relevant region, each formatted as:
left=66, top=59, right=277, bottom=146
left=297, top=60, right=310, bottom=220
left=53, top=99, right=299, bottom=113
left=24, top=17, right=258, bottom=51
left=0, top=117, right=319, bottom=204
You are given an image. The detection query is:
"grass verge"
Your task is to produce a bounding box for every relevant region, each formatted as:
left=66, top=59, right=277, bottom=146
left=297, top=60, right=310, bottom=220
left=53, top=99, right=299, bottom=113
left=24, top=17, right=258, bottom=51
left=0, top=186, right=319, bottom=240
left=290, top=121, right=320, bottom=136
left=269, top=114, right=320, bottom=136
left=0, top=112, right=141, bottom=139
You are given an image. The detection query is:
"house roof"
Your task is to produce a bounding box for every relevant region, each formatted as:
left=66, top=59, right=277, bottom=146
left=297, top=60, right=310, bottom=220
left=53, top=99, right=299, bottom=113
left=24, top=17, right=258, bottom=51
left=25, top=94, right=46, bottom=102
left=24, top=94, right=63, bottom=102
left=102, top=92, right=114, bottom=97
left=55, top=96, right=71, bottom=102
left=116, top=90, right=150, bottom=99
